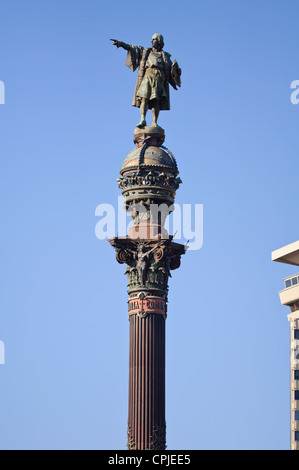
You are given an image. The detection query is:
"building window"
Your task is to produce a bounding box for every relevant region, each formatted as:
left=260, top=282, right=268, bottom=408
left=295, top=371, right=299, bottom=380
left=295, top=411, right=299, bottom=421
left=295, top=431, right=299, bottom=441
left=285, top=276, right=299, bottom=289
left=295, top=391, right=299, bottom=400
left=295, top=331, right=299, bottom=340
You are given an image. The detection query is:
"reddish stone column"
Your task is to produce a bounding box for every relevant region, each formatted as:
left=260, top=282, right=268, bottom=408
left=127, top=298, right=166, bottom=450
left=109, top=127, right=185, bottom=450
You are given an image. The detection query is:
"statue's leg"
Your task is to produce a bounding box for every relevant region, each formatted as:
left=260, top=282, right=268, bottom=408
left=152, top=102, right=160, bottom=127
left=136, top=99, right=148, bottom=128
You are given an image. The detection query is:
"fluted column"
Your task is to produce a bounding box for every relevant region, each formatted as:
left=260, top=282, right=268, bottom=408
left=128, top=312, right=166, bottom=450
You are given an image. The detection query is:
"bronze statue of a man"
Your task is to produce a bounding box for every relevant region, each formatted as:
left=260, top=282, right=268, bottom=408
left=111, top=34, right=181, bottom=128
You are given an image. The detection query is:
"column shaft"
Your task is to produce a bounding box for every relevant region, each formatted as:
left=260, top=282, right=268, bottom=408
left=128, top=313, right=166, bottom=450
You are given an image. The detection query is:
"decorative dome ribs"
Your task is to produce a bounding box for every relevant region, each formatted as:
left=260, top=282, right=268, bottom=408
left=119, top=128, right=181, bottom=215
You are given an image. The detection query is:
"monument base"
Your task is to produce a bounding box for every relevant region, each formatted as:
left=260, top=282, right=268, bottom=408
left=134, top=126, right=165, bottom=148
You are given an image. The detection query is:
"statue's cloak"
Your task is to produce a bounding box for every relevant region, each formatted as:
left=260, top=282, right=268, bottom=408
left=125, top=45, right=175, bottom=110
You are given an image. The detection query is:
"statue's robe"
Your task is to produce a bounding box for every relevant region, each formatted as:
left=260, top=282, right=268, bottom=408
left=125, top=45, right=176, bottom=110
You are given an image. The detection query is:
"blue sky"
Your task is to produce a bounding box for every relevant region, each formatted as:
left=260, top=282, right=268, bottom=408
left=0, top=0, right=298, bottom=450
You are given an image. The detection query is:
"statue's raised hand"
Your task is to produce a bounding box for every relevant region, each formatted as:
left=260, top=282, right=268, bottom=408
left=110, top=39, right=122, bottom=48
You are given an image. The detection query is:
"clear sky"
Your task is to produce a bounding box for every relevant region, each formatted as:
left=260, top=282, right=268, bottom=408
left=0, top=0, right=298, bottom=450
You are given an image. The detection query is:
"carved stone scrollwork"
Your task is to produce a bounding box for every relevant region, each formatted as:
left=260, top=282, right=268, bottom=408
left=169, top=254, right=181, bottom=270
left=109, top=237, right=186, bottom=295
left=116, top=249, right=132, bottom=264
left=118, top=170, right=182, bottom=192
left=154, top=246, right=164, bottom=262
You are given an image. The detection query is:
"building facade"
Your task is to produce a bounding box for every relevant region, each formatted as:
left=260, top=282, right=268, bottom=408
left=272, top=241, right=299, bottom=450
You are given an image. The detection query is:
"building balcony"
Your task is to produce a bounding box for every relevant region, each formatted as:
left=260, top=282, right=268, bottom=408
left=272, top=241, right=299, bottom=266
left=292, top=401, right=299, bottom=411
left=292, top=380, right=299, bottom=390
left=291, top=441, right=299, bottom=451
left=292, top=421, right=299, bottom=432
left=279, top=280, right=299, bottom=307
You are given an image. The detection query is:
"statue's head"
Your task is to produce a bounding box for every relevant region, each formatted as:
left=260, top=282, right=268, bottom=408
left=138, top=244, right=145, bottom=253
left=151, top=33, right=164, bottom=51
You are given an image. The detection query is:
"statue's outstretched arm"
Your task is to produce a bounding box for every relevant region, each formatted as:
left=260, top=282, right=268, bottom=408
left=110, top=39, right=130, bottom=51
left=110, top=39, right=143, bottom=73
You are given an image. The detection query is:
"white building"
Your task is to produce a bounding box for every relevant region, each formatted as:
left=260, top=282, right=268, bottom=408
left=272, top=241, right=299, bottom=451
